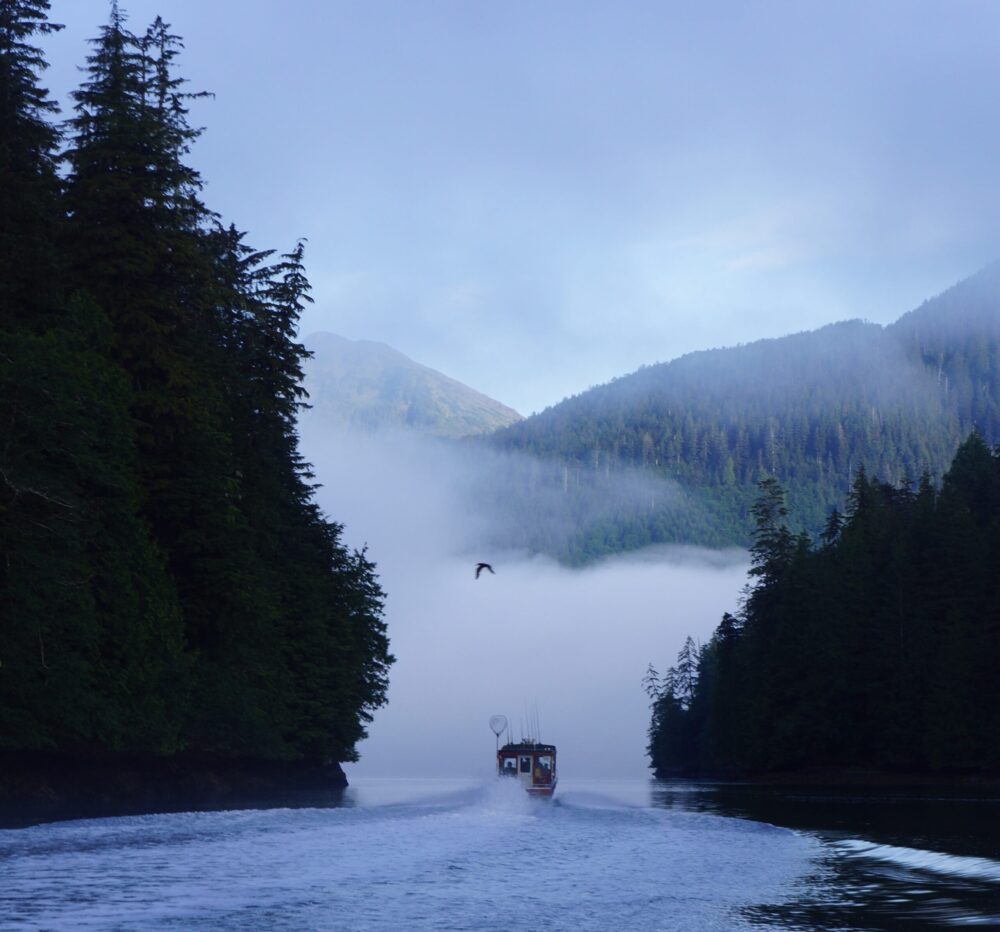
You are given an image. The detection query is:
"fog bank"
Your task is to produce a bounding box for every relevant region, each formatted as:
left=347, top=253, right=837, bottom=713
left=299, top=423, right=748, bottom=779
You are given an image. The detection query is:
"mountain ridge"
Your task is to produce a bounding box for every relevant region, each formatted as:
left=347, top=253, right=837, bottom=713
left=302, top=331, right=522, bottom=438
left=484, top=262, right=1000, bottom=558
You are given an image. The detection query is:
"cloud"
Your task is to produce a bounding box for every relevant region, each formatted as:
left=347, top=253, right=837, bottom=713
left=298, top=421, right=749, bottom=780
left=43, top=1, right=1000, bottom=417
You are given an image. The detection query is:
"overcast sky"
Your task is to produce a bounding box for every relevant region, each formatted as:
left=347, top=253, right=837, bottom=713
left=42, top=1, right=1000, bottom=414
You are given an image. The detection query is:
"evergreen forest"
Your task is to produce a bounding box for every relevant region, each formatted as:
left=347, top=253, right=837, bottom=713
left=646, top=433, right=1000, bottom=776
left=0, top=2, right=393, bottom=768
left=487, top=269, right=1000, bottom=562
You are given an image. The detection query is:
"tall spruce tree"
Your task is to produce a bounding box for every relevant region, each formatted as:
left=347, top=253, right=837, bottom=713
left=3, top=3, right=392, bottom=771
left=62, top=6, right=218, bottom=429
left=0, top=0, right=62, bottom=327
left=61, top=7, right=255, bottom=743
left=222, top=235, right=391, bottom=761
left=648, top=432, right=1000, bottom=777
left=1, top=1, right=186, bottom=754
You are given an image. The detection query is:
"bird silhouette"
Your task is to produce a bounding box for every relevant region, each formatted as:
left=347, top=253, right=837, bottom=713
left=475, top=562, right=495, bottom=579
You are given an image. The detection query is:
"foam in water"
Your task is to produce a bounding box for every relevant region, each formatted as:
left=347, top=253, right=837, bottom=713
left=838, top=838, right=1000, bottom=884
left=0, top=778, right=816, bottom=931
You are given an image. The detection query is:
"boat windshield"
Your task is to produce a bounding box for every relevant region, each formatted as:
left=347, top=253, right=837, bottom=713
left=534, top=755, right=553, bottom=783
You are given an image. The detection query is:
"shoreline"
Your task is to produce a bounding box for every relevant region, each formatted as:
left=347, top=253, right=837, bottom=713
left=0, top=754, right=349, bottom=829
left=654, top=766, right=1000, bottom=793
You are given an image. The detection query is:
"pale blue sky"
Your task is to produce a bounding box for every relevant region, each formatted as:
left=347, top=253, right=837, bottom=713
left=42, top=2, right=1000, bottom=414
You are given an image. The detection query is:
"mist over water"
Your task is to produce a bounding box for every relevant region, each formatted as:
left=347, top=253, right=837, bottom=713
left=298, top=422, right=748, bottom=779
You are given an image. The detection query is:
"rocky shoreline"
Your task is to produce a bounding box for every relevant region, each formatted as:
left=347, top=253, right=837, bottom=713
left=0, top=754, right=349, bottom=829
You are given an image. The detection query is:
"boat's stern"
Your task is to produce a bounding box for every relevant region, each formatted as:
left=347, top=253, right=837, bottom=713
left=497, top=742, right=557, bottom=796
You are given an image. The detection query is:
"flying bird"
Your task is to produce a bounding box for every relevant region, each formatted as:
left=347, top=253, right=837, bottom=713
left=475, top=562, right=495, bottom=579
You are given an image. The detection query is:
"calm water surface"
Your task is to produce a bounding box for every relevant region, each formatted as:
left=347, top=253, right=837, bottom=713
left=1, top=777, right=998, bottom=929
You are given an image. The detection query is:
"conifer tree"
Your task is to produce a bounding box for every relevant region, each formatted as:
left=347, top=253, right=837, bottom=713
left=1, top=1, right=187, bottom=754
left=648, top=432, right=1000, bottom=777
left=748, top=476, right=793, bottom=584
left=0, top=0, right=62, bottom=326
left=695, top=612, right=745, bottom=770
left=2, top=4, right=393, bottom=772
left=63, top=5, right=214, bottom=403
left=672, top=636, right=699, bottom=710
left=62, top=7, right=247, bottom=712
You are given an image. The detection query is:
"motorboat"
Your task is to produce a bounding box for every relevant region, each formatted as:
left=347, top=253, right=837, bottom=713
left=490, top=715, right=557, bottom=796
left=497, top=739, right=557, bottom=797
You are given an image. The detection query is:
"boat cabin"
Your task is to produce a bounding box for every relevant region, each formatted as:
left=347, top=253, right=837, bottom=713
left=497, top=741, right=557, bottom=796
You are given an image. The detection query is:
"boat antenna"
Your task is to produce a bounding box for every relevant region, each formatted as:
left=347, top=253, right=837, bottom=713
left=489, top=715, right=508, bottom=753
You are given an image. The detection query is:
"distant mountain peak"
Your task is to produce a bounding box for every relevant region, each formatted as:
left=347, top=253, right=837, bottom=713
left=301, top=331, right=522, bottom=438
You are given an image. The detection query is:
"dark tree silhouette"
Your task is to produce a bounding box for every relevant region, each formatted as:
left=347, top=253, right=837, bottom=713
left=647, top=434, right=1000, bottom=777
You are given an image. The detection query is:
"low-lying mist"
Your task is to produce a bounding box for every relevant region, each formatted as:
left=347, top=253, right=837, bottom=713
left=298, top=421, right=749, bottom=780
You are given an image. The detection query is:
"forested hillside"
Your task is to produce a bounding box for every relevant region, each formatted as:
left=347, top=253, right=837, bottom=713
left=488, top=266, right=1000, bottom=556
left=302, top=331, right=522, bottom=438
left=0, top=3, right=392, bottom=771
left=647, top=433, right=1000, bottom=777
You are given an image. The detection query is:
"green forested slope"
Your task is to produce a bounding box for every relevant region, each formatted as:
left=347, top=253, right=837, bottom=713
left=0, top=3, right=392, bottom=767
left=647, top=434, right=1000, bottom=776
left=488, top=265, right=1000, bottom=555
